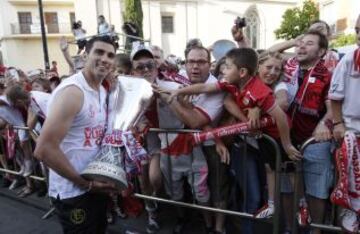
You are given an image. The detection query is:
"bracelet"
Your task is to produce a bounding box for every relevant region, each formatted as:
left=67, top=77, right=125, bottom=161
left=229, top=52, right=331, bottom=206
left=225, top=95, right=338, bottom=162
left=333, top=121, right=344, bottom=126
left=86, top=181, right=93, bottom=192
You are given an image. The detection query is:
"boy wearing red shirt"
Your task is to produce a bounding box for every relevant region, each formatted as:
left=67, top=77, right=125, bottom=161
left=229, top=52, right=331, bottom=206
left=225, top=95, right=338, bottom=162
left=169, top=48, right=299, bottom=158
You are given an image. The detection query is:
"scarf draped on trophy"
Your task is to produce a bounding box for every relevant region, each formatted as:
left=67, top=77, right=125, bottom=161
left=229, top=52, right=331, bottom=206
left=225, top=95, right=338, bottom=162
left=331, top=131, right=360, bottom=214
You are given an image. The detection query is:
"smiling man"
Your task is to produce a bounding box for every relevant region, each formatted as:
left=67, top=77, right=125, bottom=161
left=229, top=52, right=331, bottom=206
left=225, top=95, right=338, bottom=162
left=34, top=36, right=117, bottom=234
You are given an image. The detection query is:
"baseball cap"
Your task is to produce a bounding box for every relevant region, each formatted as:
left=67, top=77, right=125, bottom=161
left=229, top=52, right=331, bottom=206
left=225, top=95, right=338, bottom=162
left=130, top=42, right=154, bottom=62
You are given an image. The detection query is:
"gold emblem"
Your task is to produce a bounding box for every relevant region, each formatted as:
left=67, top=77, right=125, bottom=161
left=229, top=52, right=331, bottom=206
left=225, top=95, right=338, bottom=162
left=70, top=208, right=86, bottom=224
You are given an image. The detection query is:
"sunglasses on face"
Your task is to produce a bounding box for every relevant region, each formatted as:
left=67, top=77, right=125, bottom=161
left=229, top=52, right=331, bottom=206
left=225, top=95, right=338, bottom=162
left=134, top=61, right=156, bottom=72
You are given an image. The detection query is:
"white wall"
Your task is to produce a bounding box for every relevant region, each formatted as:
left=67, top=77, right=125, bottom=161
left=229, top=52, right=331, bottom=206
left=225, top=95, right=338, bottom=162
left=141, top=0, right=297, bottom=58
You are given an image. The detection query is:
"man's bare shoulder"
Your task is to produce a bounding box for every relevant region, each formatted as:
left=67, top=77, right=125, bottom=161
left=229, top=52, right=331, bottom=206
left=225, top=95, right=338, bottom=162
left=49, top=85, right=84, bottom=115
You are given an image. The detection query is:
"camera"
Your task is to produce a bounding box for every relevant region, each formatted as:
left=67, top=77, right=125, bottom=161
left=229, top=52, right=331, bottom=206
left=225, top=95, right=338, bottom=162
left=72, top=22, right=81, bottom=30
left=234, top=17, right=246, bottom=28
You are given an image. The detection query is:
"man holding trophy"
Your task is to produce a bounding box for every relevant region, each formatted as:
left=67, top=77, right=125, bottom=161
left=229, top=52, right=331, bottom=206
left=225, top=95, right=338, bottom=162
left=34, top=36, right=117, bottom=234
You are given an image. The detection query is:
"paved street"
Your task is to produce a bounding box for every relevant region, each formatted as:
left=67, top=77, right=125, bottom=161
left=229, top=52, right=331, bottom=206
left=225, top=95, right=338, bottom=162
left=0, top=195, right=62, bottom=234
left=0, top=177, right=273, bottom=234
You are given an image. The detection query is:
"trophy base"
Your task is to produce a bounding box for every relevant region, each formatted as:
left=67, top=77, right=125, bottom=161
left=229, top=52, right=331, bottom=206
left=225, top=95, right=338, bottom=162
left=81, top=162, right=128, bottom=190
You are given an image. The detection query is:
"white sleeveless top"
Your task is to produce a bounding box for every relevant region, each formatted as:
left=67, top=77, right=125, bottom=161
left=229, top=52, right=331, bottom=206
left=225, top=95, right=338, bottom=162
left=47, top=72, right=107, bottom=199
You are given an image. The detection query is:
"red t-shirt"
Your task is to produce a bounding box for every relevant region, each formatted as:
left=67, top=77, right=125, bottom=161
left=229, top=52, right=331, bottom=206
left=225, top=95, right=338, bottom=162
left=217, top=77, right=281, bottom=138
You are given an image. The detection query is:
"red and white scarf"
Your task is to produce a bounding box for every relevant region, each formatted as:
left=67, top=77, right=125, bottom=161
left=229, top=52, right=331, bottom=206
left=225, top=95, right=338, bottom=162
left=331, top=131, right=360, bottom=214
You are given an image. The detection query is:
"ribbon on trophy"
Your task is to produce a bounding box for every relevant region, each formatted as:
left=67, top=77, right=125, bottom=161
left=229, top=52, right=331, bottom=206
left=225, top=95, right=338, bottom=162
left=331, top=131, right=360, bottom=214
left=82, top=76, right=154, bottom=190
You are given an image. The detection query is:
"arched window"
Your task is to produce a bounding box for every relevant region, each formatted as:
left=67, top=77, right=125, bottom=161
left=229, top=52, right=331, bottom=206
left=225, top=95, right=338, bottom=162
left=245, top=9, right=260, bottom=49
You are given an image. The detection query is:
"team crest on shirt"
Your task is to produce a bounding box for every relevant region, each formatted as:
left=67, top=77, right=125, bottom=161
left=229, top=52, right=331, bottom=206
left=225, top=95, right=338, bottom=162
left=70, top=208, right=86, bottom=224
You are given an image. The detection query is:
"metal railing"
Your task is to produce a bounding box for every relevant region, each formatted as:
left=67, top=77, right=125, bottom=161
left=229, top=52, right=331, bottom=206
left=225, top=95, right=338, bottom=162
left=133, top=128, right=283, bottom=234
left=290, top=135, right=360, bottom=233
left=1, top=126, right=358, bottom=233
left=10, top=23, right=72, bottom=35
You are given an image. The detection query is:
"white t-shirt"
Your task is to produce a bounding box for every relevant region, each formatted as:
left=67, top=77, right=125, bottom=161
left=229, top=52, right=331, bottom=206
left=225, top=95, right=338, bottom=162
left=98, top=23, right=110, bottom=35
left=156, top=73, right=224, bottom=153
left=329, top=47, right=360, bottom=132
left=73, top=28, right=86, bottom=40
left=47, top=72, right=107, bottom=199
left=30, top=91, right=50, bottom=119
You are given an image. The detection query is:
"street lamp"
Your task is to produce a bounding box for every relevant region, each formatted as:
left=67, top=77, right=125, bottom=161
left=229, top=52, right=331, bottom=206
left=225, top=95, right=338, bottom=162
left=37, top=0, right=50, bottom=70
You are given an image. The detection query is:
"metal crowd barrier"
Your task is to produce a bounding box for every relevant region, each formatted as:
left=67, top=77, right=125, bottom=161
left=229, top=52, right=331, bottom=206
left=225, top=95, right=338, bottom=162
left=0, top=126, right=53, bottom=219
left=3, top=126, right=357, bottom=233
left=291, top=135, right=360, bottom=234
left=0, top=126, right=45, bottom=182
left=133, top=128, right=283, bottom=234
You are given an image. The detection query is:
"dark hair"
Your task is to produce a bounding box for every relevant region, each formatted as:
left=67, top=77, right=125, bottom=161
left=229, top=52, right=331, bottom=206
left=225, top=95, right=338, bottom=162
left=116, top=53, right=132, bottom=75
left=305, top=30, right=329, bottom=53
left=225, top=48, right=258, bottom=76
left=31, top=78, right=51, bottom=93
left=310, top=20, right=331, bottom=36
left=213, top=57, right=226, bottom=78
left=6, top=85, right=29, bottom=104
left=185, top=46, right=211, bottom=63
left=98, top=15, right=105, bottom=20
left=85, top=36, right=116, bottom=53
left=184, top=39, right=203, bottom=58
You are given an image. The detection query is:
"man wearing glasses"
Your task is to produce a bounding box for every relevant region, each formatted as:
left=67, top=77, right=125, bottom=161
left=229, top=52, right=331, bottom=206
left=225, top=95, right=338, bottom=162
left=155, top=46, right=225, bottom=234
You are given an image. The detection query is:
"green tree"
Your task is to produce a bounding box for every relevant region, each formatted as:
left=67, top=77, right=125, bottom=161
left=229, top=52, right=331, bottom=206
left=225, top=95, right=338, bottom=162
left=330, top=34, right=357, bottom=48
left=124, top=0, right=143, bottom=51
left=275, top=0, right=319, bottom=40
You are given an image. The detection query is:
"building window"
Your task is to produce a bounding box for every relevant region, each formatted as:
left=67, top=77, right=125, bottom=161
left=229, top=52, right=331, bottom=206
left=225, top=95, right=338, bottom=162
left=161, top=15, right=174, bottom=33
left=44, top=12, right=59, bottom=33
left=245, top=10, right=260, bottom=49
left=18, top=12, right=32, bottom=34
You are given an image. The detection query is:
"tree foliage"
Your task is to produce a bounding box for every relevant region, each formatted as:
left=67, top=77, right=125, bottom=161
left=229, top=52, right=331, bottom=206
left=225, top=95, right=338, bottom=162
left=124, top=0, right=143, bottom=38
left=330, top=34, right=357, bottom=48
left=275, top=0, right=319, bottom=40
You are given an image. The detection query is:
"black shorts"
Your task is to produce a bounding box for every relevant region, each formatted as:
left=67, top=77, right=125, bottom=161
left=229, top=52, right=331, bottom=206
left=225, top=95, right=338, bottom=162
left=258, top=138, right=295, bottom=172
left=77, top=39, right=87, bottom=50
left=51, top=192, right=109, bottom=234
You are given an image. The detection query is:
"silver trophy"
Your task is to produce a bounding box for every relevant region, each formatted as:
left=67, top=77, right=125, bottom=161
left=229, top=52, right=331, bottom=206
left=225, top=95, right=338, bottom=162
left=82, top=76, right=153, bottom=190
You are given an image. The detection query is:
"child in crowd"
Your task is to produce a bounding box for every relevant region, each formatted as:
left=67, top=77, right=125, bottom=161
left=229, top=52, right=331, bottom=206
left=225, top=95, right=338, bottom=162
left=161, top=48, right=301, bottom=226
left=167, top=48, right=299, bottom=157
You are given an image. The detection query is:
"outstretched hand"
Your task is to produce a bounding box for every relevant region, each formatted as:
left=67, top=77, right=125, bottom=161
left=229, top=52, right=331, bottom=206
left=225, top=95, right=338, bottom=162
left=59, top=36, right=69, bottom=51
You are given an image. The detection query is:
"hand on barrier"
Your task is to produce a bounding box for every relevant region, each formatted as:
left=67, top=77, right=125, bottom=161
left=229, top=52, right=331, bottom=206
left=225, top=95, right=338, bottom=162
left=285, top=144, right=302, bottom=161
left=333, top=122, right=346, bottom=142
left=313, top=121, right=332, bottom=142
left=246, top=107, right=261, bottom=129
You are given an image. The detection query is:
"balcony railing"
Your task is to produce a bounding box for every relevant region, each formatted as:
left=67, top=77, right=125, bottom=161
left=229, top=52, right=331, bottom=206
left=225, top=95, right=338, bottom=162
left=10, top=23, right=72, bottom=35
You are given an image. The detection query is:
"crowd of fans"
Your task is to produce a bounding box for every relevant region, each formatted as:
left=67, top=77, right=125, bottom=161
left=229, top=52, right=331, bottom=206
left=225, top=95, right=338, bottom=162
left=0, top=13, right=360, bottom=234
